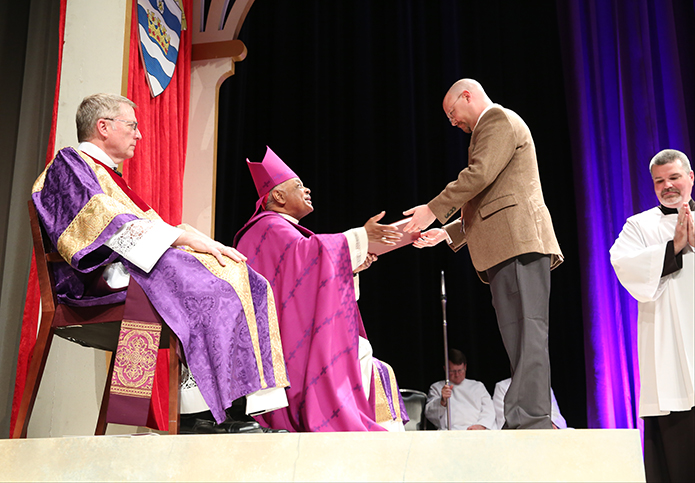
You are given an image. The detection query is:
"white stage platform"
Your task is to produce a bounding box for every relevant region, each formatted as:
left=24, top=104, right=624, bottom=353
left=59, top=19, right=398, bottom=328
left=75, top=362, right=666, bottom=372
left=1, top=429, right=645, bottom=482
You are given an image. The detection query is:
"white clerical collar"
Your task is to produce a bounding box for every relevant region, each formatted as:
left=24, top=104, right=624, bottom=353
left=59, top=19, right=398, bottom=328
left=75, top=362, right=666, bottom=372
left=278, top=212, right=299, bottom=224
left=473, top=103, right=501, bottom=132
left=78, top=142, right=119, bottom=170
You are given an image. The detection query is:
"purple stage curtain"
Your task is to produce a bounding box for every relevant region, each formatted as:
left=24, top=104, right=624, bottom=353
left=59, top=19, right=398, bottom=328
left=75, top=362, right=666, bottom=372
left=557, top=0, right=694, bottom=429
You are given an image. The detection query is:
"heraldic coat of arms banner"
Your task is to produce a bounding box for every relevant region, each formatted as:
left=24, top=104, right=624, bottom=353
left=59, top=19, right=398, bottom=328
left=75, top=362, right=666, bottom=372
left=137, top=0, right=183, bottom=97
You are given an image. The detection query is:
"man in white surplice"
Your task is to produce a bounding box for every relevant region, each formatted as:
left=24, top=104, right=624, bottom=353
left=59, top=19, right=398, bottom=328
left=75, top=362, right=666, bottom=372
left=610, top=148, right=694, bottom=483
left=425, top=349, right=495, bottom=430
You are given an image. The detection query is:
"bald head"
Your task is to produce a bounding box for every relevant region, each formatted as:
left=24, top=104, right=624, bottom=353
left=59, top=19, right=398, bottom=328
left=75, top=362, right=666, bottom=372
left=443, top=78, right=493, bottom=133
left=445, top=79, right=490, bottom=102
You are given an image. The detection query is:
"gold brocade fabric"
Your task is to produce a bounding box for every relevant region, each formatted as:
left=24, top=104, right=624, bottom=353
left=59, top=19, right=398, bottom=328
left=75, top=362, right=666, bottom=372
left=373, top=362, right=403, bottom=424
left=31, top=160, right=51, bottom=193
left=265, top=287, right=289, bottom=387
left=58, top=194, right=133, bottom=263
left=372, top=361, right=403, bottom=423
left=385, top=362, right=402, bottom=421
left=373, top=365, right=392, bottom=423
left=110, top=320, right=162, bottom=398
left=48, top=151, right=159, bottom=264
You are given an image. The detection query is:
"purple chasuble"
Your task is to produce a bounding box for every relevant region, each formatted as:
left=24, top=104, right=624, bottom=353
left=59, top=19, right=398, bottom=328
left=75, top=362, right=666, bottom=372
left=32, top=147, right=288, bottom=423
left=235, top=211, right=389, bottom=432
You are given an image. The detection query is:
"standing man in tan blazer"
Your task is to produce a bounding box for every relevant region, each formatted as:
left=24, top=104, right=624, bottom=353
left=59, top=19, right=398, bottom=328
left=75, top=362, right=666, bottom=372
left=403, top=79, right=563, bottom=429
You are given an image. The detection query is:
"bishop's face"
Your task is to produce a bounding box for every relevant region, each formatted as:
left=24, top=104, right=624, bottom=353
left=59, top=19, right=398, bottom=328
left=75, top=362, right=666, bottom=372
left=651, top=161, right=694, bottom=209
left=280, top=178, right=313, bottom=220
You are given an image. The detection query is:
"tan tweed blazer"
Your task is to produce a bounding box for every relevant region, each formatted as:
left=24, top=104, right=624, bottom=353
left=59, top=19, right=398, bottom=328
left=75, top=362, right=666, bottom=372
left=428, top=106, right=563, bottom=282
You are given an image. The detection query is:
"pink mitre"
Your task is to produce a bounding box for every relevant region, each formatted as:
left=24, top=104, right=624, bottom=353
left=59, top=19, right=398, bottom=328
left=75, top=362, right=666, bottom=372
left=247, top=146, right=298, bottom=212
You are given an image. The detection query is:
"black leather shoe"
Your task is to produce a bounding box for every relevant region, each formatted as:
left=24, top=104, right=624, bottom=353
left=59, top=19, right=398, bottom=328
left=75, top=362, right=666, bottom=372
left=219, top=419, right=263, bottom=433
left=180, top=417, right=228, bottom=434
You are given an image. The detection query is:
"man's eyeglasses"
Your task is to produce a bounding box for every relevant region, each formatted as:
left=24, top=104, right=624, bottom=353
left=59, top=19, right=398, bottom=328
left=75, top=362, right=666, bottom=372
left=104, top=118, right=139, bottom=132
left=448, top=369, right=465, bottom=375
left=446, top=93, right=463, bottom=125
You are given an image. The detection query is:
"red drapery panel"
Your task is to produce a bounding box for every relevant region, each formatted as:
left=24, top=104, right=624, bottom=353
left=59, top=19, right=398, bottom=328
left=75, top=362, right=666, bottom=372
left=125, top=0, right=192, bottom=430
left=123, top=0, right=191, bottom=226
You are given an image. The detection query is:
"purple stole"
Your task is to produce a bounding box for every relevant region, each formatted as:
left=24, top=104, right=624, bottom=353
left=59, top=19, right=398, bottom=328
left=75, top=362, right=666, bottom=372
left=87, top=157, right=165, bottom=425
left=106, top=278, right=164, bottom=425
left=235, top=211, right=407, bottom=431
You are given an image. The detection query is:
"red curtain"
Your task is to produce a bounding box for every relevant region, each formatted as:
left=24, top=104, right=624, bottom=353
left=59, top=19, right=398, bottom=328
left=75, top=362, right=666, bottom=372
left=123, top=0, right=191, bottom=226
left=124, top=0, right=191, bottom=430
left=11, top=0, right=192, bottom=434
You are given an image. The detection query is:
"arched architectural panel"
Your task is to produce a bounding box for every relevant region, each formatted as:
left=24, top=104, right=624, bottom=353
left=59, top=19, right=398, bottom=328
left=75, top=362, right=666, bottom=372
left=183, top=0, right=255, bottom=236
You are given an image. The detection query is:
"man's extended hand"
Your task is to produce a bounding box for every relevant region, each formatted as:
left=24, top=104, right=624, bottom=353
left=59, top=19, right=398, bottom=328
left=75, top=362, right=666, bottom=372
left=403, top=204, right=436, bottom=233
left=413, top=228, right=448, bottom=248
left=364, top=211, right=403, bottom=245
left=674, top=201, right=695, bottom=253
left=173, top=229, right=247, bottom=266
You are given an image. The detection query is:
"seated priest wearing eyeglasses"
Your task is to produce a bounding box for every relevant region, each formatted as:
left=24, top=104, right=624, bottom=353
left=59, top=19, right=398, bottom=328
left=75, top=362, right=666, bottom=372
left=233, top=146, right=408, bottom=432
left=425, top=349, right=495, bottom=430
left=31, top=93, right=289, bottom=433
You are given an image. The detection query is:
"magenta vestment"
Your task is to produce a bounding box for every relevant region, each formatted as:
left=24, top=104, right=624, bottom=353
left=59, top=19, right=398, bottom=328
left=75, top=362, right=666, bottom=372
left=235, top=211, right=407, bottom=431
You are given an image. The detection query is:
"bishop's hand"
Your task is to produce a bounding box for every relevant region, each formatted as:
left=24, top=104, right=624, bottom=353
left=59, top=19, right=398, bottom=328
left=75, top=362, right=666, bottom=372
left=364, top=211, right=402, bottom=245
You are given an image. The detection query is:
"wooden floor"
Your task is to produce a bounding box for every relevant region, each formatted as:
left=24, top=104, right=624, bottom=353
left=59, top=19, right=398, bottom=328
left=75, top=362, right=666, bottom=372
left=0, top=429, right=645, bottom=482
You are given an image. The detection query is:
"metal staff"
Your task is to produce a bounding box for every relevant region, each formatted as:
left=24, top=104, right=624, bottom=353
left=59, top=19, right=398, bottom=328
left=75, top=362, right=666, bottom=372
left=441, top=270, right=451, bottom=430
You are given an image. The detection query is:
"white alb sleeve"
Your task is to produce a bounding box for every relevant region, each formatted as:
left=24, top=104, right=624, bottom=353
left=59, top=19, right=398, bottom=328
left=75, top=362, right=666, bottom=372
left=610, top=219, right=669, bottom=303
left=343, top=227, right=368, bottom=270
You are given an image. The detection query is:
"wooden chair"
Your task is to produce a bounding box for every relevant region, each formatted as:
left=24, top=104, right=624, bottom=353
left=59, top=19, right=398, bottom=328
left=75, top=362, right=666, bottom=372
left=12, top=200, right=181, bottom=438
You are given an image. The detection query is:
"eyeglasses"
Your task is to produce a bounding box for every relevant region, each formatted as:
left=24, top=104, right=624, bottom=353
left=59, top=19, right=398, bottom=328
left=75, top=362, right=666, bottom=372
left=448, top=369, right=465, bottom=375
left=104, top=118, right=139, bottom=132
left=446, top=93, right=463, bottom=125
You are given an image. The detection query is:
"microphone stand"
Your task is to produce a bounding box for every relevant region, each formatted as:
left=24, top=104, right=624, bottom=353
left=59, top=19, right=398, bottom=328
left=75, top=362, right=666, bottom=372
left=441, top=270, right=451, bottom=431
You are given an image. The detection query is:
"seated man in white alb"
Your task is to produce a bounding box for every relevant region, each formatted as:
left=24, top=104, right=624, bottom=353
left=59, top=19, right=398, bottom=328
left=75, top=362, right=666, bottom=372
left=492, top=377, right=568, bottom=429
left=425, top=349, right=495, bottom=430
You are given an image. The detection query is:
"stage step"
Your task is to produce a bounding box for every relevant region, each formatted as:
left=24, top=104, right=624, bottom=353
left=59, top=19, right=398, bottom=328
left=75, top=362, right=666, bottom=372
left=0, top=429, right=644, bottom=482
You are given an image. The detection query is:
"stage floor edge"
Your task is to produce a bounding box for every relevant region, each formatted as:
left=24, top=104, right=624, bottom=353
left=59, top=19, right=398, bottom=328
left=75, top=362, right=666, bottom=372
left=0, top=428, right=645, bottom=482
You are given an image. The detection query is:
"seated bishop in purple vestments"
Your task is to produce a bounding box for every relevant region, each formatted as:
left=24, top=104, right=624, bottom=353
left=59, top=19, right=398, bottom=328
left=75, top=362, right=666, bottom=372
left=233, top=146, right=409, bottom=432
left=31, top=94, right=289, bottom=426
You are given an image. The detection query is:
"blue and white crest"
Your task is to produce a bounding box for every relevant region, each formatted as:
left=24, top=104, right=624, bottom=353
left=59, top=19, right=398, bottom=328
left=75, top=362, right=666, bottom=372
left=137, top=0, right=182, bottom=97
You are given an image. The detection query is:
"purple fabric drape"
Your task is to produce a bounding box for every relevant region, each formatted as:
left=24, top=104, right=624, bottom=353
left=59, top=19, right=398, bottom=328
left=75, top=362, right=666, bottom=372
left=557, top=0, right=694, bottom=429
